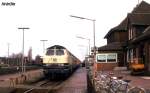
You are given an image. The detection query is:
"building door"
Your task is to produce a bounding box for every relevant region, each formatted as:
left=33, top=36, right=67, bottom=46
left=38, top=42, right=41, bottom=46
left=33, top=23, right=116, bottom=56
left=139, top=44, right=145, bottom=64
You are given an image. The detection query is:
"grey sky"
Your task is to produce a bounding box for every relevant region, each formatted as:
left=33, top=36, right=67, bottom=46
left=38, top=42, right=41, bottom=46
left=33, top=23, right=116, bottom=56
left=0, top=0, right=148, bottom=60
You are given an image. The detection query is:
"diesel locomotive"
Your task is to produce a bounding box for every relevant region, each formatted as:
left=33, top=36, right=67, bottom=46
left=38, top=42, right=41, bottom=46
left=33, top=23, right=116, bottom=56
left=42, top=45, right=81, bottom=79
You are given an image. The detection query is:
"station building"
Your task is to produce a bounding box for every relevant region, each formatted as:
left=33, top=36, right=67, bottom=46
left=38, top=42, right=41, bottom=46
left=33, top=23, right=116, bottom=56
left=96, top=1, right=150, bottom=72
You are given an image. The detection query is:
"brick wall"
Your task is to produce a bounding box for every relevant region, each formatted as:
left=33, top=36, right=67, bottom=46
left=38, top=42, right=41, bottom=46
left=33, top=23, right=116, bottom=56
left=95, top=63, right=117, bottom=71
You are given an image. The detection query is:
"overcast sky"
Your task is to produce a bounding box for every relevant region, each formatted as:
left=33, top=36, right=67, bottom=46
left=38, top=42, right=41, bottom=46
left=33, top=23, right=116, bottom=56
left=0, top=0, right=149, bottom=60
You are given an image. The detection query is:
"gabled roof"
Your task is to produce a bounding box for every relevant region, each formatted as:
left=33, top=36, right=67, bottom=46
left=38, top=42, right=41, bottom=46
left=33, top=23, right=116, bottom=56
left=128, top=13, right=150, bottom=25
left=104, top=18, right=128, bottom=38
left=128, top=1, right=150, bottom=25
left=111, top=18, right=128, bottom=31
left=98, top=42, right=125, bottom=51
left=132, top=1, right=150, bottom=13
left=104, top=1, right=150, bottom=39
left=132, top=26, right=150, bottom=43
left=142, top=25, right=150, bottom=37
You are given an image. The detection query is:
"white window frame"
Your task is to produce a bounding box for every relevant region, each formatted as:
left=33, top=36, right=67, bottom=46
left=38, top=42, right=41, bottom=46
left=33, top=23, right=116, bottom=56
left=130, top=49, right=133, bottom=61
left=129, top=29, right=131, bottom=40
left=96, top=53, right=117, bottom=63
left=127, top=50, right=129, bottom=62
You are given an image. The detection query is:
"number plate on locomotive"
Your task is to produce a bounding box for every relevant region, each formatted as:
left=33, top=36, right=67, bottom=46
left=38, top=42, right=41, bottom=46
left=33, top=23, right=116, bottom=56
left=53, top=58, right=57, bottom=62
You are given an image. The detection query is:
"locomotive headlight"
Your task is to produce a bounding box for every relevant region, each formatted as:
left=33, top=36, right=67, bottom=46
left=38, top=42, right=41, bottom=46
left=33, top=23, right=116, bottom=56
left=45, top=64, right=51, bottom=66
left=46, top=64, right=50, bottom=66
left=59, top=64, right=64, bottom=66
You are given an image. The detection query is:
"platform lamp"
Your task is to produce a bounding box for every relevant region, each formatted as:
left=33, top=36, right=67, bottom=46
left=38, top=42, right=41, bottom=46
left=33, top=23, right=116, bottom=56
left=76, top=36, right=90, bottom=56
left=70, top=15, right=96, bottom=56
left=40, top=40, right=48, bottom=55
left=18, top=27, right=30, bottom=73
left=76, top=36, right=91, bottom=68
left=70, top=15, right=96, bottom=78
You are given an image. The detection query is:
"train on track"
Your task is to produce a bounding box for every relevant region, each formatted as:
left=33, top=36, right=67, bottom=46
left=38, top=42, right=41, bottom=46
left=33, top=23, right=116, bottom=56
left=42, top=45, right=81, bottom=79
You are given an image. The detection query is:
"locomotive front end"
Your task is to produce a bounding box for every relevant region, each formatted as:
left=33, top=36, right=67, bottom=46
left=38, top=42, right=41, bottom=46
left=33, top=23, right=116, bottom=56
left=43, top=45, right=71, bottom=79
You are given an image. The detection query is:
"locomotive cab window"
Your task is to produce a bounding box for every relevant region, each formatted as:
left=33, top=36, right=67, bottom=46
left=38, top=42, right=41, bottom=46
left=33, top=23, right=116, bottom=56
left=46, top=49, right=54, bottom=55
left=56, top=49, right=64, bottom=55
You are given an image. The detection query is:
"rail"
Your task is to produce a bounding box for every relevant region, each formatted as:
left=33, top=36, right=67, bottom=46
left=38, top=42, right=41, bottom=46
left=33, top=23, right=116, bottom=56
left=21, top=80, right=63, bottom=93
left=23, top=80, right=50, bottom=93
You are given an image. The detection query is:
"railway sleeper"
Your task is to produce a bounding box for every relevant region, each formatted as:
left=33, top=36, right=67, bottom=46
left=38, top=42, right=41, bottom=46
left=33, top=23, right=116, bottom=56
left=10, top=88, right=56, bottom=93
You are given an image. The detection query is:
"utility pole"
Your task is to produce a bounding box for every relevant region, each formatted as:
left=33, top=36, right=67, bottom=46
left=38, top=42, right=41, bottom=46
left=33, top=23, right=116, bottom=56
left=7, top=43, right=10, bottom=57
left=7, top=43, right=10, bottom=65
left=18, top=27, right=30, bottom=73
left=40, top=40, right=48, bottom=55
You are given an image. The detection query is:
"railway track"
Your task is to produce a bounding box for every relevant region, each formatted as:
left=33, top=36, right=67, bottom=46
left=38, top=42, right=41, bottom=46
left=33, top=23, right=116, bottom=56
left=11, top=79, right=63, bottom=93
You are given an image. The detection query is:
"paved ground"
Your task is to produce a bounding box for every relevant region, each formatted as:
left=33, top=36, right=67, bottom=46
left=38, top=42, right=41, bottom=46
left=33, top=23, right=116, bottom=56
left=55, top=67, right=87, bottom=93
left=96, top=70, right=150, bottom=92
left=112, top=71, right=150, bottom=90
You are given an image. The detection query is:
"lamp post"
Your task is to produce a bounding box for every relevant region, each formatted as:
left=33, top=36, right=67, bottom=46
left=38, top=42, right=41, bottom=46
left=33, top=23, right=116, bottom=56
left=40, top=40, right=48, bottom=55
left=18, top=27, right=30, bottom=73
left=7, top=43, right=10, bottom=58
left=76, top=36, right=90, bottom=56
left=70, top=15, right=96, bottom=78
left=7, top=43, right=10, bottom=65
left=70, top=15, right=96, bottom=55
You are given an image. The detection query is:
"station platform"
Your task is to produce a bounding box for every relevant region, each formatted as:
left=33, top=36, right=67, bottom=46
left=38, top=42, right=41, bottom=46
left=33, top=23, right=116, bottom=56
left=55, top=67, right=87, bottom=93
left=115, top=71, right=150, bottom=90
left=0, top=69, right=44, bottom=87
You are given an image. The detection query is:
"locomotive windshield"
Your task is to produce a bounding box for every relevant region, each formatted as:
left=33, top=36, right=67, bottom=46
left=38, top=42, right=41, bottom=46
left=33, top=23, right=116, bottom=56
left=46, top=49, right=64, bottom=56
left=46, top=49, right=54, bottom=55
left=56, top=49, right=64, bottom=55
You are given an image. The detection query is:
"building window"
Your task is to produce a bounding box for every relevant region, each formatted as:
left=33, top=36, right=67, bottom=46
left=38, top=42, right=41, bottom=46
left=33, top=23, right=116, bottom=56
left=130, top=49, right=133, bottom=61
left=107, top=54, right=117, bottom=62
left=127, top=50, right=129, bottom=62
left=128, top=28, right=131, bottom=40
left=127, top=49, right=134, bottom=62
left=131, top=28, right=133, bottom=39
left=97, top=55, right=106, bottom=62
left=96, top=53, right=117, bottom=63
